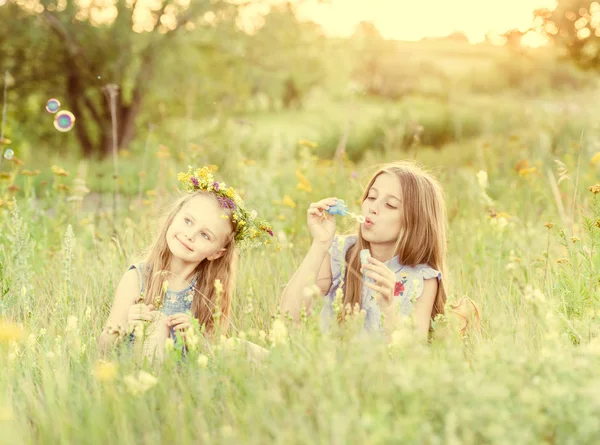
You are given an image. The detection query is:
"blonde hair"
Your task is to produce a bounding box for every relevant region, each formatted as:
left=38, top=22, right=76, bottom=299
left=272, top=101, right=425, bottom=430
left=341, top=160, right=448, bottom=322
left=140, top=191, right=237, bottom=334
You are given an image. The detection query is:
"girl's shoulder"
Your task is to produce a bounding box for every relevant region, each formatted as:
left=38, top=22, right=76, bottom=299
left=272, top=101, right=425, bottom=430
left=330, top=234, right=357, bottom=258
left=127, top=262, right=148, bottom=293
left=400, top=263, right=442, bottom=281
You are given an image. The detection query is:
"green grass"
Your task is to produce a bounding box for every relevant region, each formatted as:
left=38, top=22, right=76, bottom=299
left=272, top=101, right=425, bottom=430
left=1, top=88, right=600, bottom=444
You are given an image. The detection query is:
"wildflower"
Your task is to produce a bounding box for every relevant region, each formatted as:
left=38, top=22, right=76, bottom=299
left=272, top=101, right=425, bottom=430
left=571, top=236, right=580, bottom=243
left=589, top=184, right=600, bottom=195
left=8, top=184, right=20, bottom=193
left=296, top=170, right=312, bottom=193
left=544, top=222, right=554, bottom=229
left=51, top=165, right=69, bottom=177
left=596, top=218, right=600, bottom=229
left=298, top=139, right=318, bottom=148
left=518, top=167, right=537, bottom=177
left=20, top=169, right=40, bottom=177
left=0, top=320, right=24, bottom=345
left=156, top=145, right=170, bottom=159
left=476, top=170, right=488, bottom=189
left=124, top=371, right=158, bottom=396
left=214, top=279, right=223, bottom=295
left=66, top=316, right=78, bottom=333
left=282, top=195, right=296, bottom=208
left=269, top=318, right=288, bottom=347
left=278, top=214, right=286, bottom=221
left=93, top=360, right=118, bottom=383
left=0, top=172, right=10, bottom=180
left=164, top=338, right=174, bottom=352
left=198, top=354, right=209, bottom=368
left=591, top=152, right=600, bottom=166
left=556, top=258, right=569, bottom=264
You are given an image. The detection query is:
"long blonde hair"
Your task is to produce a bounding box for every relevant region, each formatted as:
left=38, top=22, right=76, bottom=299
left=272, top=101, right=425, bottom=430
left=342, top=161, right=448, bottom=321
left=140, top=191, right=238, bottom=334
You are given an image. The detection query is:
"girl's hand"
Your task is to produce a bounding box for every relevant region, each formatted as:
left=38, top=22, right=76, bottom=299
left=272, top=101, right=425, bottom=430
left=167, top=313, right=192, bottom=332
left=307, top=197, right=338, bottom=247
left=361, top=256, right=397, bottom=310
left=127, top=303, right=156, bottom=330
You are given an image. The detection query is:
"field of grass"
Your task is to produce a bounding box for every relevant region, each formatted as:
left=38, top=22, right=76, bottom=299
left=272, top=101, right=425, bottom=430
left=2, top=50, right=600, bottom=442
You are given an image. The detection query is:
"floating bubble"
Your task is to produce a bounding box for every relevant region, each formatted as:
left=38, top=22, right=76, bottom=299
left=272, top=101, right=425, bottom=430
left=54, top=110, right=75, bottom=132
left=46, top=98, right=60, bottom=113
left=3, top=148, right=14, bottom=160
left=0, top=0, right=7, bottom=6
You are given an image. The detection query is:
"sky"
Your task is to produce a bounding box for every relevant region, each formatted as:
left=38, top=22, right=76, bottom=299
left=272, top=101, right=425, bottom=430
left=294, top=0, right=556, bottom=43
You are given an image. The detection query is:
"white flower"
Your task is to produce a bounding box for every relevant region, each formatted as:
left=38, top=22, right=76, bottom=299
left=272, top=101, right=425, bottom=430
left=66, top=316, right=78, bottom=332
left=124, top=371, right=158, bottom=396
left=269, top=319, right=288, bottom=347
left=197, top=354, right=209, bottom=368
left=476, top=170, right=488, bottom=189
left=250, top=210, right=257, bottom=220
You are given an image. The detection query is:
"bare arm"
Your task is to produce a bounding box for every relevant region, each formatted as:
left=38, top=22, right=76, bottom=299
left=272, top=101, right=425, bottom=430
left=280, top=197, right=338, bottom=322
left=280, top=243, right=332, bottom=322
left=97, top=269, right=141, bottom=354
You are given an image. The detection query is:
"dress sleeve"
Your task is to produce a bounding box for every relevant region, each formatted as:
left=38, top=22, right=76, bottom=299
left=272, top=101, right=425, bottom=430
left=410, top=265, right=442, bottom=302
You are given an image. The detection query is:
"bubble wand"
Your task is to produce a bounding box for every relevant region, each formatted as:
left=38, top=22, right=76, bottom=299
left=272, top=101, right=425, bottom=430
left=326, top=199, right=366, bottom=224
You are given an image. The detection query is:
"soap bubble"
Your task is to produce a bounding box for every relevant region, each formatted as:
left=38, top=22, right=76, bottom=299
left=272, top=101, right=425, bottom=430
left=46, top=98, right=61, bottom=113
left=3, top=148, right=14, bottom=160
left=0, top=1, right=7, bottom=6
left=54, top=110, right=75, bottom=132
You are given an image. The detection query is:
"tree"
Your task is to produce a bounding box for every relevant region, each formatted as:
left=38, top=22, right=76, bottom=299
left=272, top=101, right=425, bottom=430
left=535, top=0, right=600, bottom=71
left=0, top=0, right=238, bottom=157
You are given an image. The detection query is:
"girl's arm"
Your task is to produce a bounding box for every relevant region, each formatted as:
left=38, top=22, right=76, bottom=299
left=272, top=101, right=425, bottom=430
left=280, top=197, right=338, bottom=322
left=97, top=269, right=141, bottom=354
left=280, top=243, right=332, bottom=322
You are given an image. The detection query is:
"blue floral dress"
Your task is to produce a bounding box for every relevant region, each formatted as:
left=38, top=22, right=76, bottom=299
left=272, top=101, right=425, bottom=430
left=320, top=235, right=442, bottom=334
left=128, top=263, right=196, bottom=340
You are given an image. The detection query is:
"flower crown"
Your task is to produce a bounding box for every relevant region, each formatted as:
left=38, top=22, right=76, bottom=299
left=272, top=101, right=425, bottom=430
left=177, top=166, right=274, bottom=250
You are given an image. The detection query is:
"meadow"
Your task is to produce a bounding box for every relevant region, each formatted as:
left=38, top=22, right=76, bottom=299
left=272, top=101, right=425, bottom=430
left=1, top=37, right=600, bottom=443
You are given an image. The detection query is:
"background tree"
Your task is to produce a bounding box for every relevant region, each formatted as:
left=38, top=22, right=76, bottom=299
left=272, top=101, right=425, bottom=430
left=535, top=0, right=600, bottom=71
left=0, top=0, right=238, bottom=157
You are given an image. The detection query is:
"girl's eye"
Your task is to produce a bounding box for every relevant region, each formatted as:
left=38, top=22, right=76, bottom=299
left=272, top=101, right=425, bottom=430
left=184, top=218, right=192, bottom=225
left=201, top=232, right=210, bottom=240
left=386, top=204, right=397, bottom=209
left=367, top=196, right=376, bottom=201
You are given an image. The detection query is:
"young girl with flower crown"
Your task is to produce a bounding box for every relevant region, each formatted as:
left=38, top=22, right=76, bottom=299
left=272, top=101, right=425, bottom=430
left=99, top=166, right=274, bottom=358
left=280, top=161, right=449, bottom=339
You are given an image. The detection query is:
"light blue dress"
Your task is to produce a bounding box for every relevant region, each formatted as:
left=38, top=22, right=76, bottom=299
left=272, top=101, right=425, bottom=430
left=128, top=263, right=196, bottom=340
left=320, top=235, right=442, bottom=334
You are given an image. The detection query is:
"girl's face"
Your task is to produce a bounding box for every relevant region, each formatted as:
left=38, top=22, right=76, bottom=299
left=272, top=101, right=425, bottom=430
left=166, top=194, right=233, bottom=264
left=361, top=172, right=403, bottom=245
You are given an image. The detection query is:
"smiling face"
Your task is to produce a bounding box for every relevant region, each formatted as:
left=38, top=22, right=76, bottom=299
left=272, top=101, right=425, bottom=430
left=166, top=193, right=233, bottom=264
left=360, top=172, right=403, bottom=245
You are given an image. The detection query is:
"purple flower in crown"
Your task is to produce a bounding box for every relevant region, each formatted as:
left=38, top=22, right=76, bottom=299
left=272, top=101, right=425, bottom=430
left=213, top=182, right=220, bottom=191
left=190, top=177, right=199, bottom=188
left=267, top=229, right=274, bottom=237
left=217, top=195, right=236, bottom=210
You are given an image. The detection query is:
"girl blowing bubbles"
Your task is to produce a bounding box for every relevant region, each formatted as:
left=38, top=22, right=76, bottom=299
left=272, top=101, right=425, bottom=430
left=280, top=161, right=447, bottom=339
left=99, top=166, right=274, bottom=358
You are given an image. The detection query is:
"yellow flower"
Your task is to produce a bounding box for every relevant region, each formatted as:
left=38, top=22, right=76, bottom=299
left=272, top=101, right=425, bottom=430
left=51, top=165, right=69, bottom=177
left=198, top=354, right=209, bottom=368
left=556, top=258, right=569, bottom=264
left=295, top=170, right=312, bottom=193
left=544, top=222, right=554, bottom=229
left=119, top=150, right=131, bottom=158
left=298, top=139, right=318, bottom=148
left=93, top=360, right=118, bottom=383
left=282, top=195, right=296, bottom=208
left=589, top=184, right=600, bottom=195
left=591, top=152, right=600, bottom=165
left=518, top=167, right=537, bottom=177
left=278, top=214, right=286, bottom=221
left=20, top=169, right=40, bottom=177
left=571, top=236, right=580, bottom=243
left=0, top=320, right=24, bottom=345
left=0, top=172, right=11, bottom=180
left=177, top=172, right=191, bottom=183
